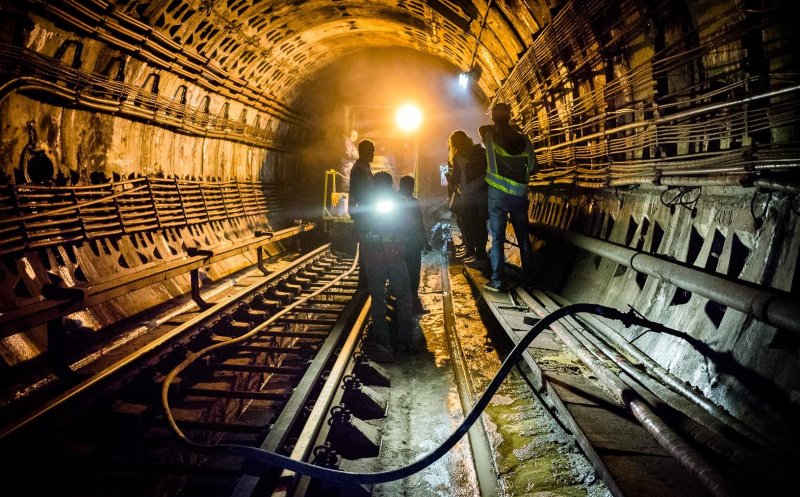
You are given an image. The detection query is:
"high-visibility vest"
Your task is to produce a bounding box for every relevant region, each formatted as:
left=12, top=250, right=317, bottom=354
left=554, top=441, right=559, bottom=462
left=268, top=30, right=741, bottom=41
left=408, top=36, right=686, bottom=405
left=485, top=131, right=535, bottom=196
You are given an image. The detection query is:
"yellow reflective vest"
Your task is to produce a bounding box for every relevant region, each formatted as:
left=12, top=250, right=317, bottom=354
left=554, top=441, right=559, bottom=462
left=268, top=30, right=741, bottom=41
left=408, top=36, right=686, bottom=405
left=485, top=131, right=536, bottom=196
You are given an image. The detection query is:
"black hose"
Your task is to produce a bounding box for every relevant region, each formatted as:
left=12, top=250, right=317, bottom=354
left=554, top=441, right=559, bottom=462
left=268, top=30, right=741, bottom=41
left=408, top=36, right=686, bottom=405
left=162, top=303, right=636, bottom=485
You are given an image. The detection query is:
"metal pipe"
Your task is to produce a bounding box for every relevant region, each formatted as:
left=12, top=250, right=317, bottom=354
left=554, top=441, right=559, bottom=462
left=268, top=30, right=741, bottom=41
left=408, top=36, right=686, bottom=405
left=660, top=175, right=752, bottom=187
left=542, top=290, right=772, bottom=448
left=535, top=290, right=782, bottom=473
left=753, top=177, right=800, bottom=195
left=608, top=175, right=752, bottom=187
left=515, top=292, right=740, bottom=497
left=530, top=223, right=800, bottom=334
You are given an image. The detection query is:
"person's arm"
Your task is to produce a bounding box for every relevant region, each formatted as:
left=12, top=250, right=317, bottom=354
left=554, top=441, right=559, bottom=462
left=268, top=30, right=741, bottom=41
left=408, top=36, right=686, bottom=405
left=411, top=200, right=431, bottom=251
left=526, top=137, right=539, bottom=176
left=348, top=168, right=362, bottom=213
left=479, top=124, right=492, bottom=144
left=445, top=160, right=457, bottom=197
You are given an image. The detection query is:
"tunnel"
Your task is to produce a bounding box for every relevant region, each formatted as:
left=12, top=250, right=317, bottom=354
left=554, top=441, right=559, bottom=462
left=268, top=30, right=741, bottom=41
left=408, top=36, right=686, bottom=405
left=0, top=0, right=798, bottom=496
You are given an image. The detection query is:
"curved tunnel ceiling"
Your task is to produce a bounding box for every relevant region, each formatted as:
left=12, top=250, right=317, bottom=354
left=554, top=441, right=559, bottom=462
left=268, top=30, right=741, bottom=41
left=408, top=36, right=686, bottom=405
left=101, top=0, right=542, bottom=105
left=2, top=0, right=797, bottom=188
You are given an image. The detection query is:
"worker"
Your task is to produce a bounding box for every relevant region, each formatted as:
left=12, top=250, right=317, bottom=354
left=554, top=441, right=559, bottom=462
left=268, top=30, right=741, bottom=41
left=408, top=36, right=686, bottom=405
left=447, top=130, right=489, bottom=270
left=348, top=139, right=375, bottom=289
left=398, top=175, right=431, bottom=315
left=359, top=172, right=416, bottom=361
left=479, top=103, right=538, bottom=292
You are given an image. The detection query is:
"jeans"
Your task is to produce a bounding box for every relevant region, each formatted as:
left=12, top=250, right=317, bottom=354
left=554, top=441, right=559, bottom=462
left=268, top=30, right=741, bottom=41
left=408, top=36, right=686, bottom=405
left=460, top=189, right=488, bottom=258
left=487, top=186, right=534, bottom=285
left=361, top=241, right=413, bottom=347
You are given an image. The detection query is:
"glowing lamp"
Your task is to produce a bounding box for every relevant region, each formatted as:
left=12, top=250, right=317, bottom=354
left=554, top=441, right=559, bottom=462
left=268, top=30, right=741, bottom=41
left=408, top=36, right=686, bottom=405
left=396, top=104, right=423, bottom=132
left=376, top=200, right=395, bottom=213
left=458, top=72, right=469, bottom=89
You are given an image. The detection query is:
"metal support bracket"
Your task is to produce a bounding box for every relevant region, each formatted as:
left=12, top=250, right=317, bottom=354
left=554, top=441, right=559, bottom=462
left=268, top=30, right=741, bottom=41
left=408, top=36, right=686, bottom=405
left=187, top=246, right=214, bottom=258
left=255, top=230, right=275, bottom=276
left=190, top=268, right=211, bottom=310
left=187, top=245, right=214, bottom=309
left=46, top=318, right=78, bottom=380
left=257, top=246, right=270, bottom=275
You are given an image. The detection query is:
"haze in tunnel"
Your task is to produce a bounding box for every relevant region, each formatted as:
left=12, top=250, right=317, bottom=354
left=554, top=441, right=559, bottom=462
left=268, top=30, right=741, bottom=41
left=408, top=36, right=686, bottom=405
left=290, top=47, right=486, bottom=220
left=1, top=1, right=799, bottom=495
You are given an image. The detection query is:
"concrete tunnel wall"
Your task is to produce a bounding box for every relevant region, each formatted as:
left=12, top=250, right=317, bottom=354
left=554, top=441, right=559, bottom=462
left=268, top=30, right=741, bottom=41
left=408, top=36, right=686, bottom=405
left=0, top=0, right=798, bottom=449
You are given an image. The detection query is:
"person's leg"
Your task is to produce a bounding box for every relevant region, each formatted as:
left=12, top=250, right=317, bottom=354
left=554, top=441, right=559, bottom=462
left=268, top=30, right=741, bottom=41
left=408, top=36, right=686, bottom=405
left=354, top=224, right=368, bottom=289
left=405, top=248, right=422, bottom=303
left=474, top=190, right=489, bottom=260
left=387, top=244, right=415, bottom=348
left=457, top=196, right=474, bottom=258
left=508, top=194, right=535, bottom=287
left=487, top=187, right=509, bottom=283
left=363, top=244, right=391, bottom=347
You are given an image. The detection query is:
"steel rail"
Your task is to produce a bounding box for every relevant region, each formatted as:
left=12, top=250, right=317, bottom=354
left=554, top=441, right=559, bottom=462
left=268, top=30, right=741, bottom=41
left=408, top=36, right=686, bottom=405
left=162, top=302, right=708, bottom=487
left=0, top=244, right=332, bottom=440
left=268, top=298, right=371, bottom=497
left=530, top=222, right=800, bottom=335
left=440, top=255, right=499, bottom=497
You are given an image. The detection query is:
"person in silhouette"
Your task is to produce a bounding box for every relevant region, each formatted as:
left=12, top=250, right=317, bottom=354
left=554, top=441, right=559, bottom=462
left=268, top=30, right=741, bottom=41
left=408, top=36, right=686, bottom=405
left=448, top=130, right=488, bottom=270
left=349, top=139, right=375, bottom=289
left=358, top=172, right=416, bottom=361
left=398, top=175, right=431, bottom=314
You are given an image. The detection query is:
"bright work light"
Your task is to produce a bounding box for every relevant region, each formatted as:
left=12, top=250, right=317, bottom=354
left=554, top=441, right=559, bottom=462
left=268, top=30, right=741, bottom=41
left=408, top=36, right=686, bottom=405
left=395, top=104, right=422, bottom=132
left=376, top=199, right=395, bottom=213
left=458, top=72, right=469, bottom=88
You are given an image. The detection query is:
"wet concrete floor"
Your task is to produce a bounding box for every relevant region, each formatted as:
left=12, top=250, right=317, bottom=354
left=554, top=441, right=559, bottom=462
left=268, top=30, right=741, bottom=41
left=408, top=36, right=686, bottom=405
left=359, top=248, right=610, bottom=497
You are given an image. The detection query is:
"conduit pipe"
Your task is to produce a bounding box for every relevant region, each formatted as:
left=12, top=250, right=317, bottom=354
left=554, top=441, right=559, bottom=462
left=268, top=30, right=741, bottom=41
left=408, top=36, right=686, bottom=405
left=543, top=290, right=771, bottom=448
left=530, top=223, right=800, bottom=335
left=36, top=1, right=304, bottom=124
left=608, top=175, right=752, bottom=188
left=518, top=295, right=740, bottom=497
left=0, top=76, right=289, bottom=151
left=753, top=177, right=800, bottom=195
left=533, top=291, right=780, bottom=482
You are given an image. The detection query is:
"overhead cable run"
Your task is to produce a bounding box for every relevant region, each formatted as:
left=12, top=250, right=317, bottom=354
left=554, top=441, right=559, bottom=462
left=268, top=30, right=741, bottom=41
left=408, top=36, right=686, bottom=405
left=461, top=0, right=494, bottom=86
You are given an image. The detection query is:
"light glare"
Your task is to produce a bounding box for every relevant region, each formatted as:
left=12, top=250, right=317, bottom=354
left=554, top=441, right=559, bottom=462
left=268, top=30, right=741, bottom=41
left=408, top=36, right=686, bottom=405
left=458, top=73, right=469, bottom=88
left=396, top=104, right=423, bottom=132
left=376, top=200, right=395, bottom=213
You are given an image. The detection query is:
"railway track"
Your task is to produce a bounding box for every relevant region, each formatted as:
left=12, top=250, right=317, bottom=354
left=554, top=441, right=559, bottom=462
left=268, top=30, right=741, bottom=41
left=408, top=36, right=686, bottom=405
left=0, top=244, right=390, bottom=497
